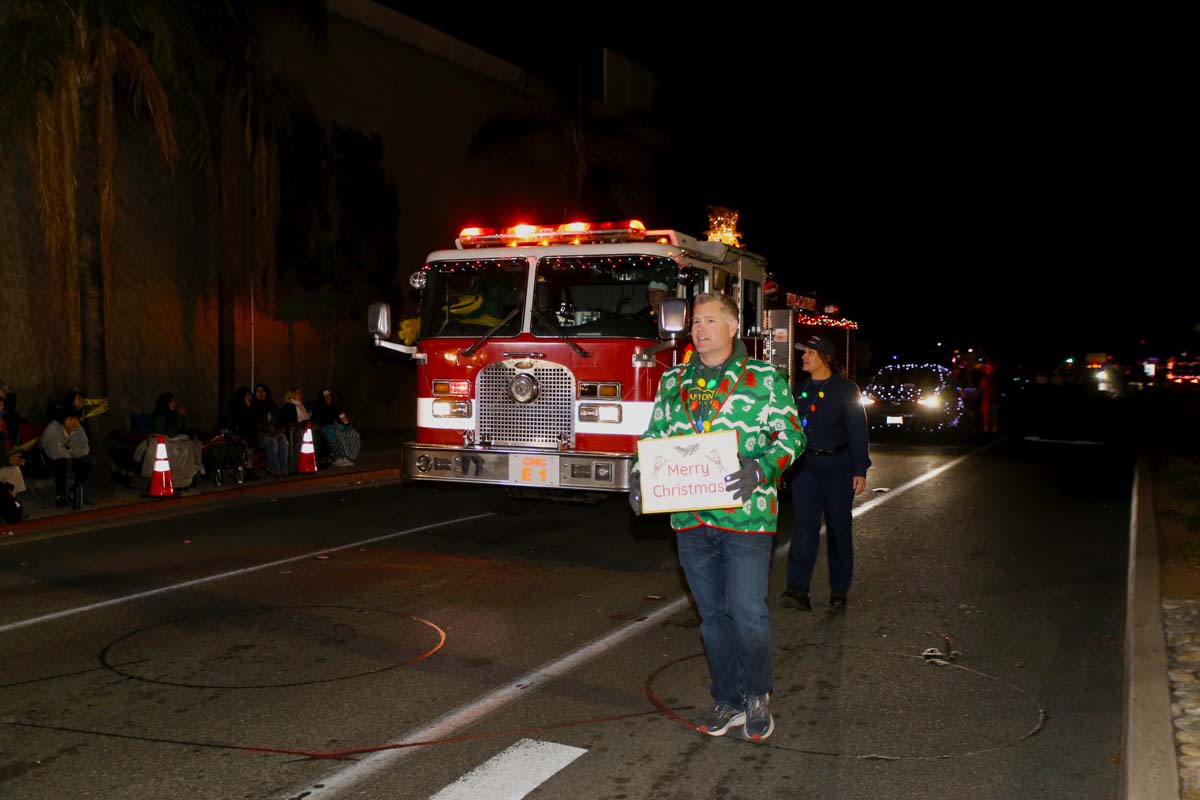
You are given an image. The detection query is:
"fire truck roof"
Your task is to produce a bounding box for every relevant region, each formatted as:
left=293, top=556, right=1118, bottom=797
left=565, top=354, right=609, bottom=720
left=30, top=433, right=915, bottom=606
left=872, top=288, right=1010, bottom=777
left=428, top=229, right=767, bottom=272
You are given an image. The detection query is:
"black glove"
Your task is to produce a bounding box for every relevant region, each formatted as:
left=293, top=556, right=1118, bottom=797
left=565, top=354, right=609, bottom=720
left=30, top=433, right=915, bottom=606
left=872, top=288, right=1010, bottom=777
left=628, top=480, right=643, bottom=516
left=724, top=455, right=764, bottom=502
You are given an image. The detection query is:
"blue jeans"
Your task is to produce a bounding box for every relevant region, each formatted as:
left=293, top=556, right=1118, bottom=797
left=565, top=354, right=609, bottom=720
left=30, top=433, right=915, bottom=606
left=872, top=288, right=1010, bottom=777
left=260, top=433, right=290, bottom=475
left=676, top=526, right=774, bottom=706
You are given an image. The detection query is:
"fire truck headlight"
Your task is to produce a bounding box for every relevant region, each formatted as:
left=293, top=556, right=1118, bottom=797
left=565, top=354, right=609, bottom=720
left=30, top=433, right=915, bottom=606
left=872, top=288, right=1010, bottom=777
left=409, top=271, right=427, bottom=290
left=579, top=381, right=621, bottom=399
left=579, top=403, right=622, bottom=423
left=432, top=379, right=471, bottom=396
left=918, top=395, right=942, bottom=408
left=859, top=396, right=875, bottom=407
left=432, top=400, right=472, bottom=418
left=510, top=374, right=539, bottom=403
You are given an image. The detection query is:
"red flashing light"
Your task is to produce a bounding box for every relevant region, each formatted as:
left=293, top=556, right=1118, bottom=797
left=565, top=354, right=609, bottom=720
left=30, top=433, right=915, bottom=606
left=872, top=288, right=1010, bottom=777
left=458, top=226, right=495, bottom=239
left=457, top=219, right=651, bottom=248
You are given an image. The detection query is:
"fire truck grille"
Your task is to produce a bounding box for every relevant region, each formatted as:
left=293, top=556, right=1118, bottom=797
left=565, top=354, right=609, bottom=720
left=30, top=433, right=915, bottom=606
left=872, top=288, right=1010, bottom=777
left=476, top=363, right=576, bottom=448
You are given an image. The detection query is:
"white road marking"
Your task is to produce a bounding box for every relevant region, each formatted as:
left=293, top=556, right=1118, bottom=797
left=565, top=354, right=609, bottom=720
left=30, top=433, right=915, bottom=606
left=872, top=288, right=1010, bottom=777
left=281, top=441, right=998, bottom=799
left=1022, top=435, right=1105, bottom=446
left=0, top=513, right=496, bottom=635
left=429, top=739, right=587, bottom=800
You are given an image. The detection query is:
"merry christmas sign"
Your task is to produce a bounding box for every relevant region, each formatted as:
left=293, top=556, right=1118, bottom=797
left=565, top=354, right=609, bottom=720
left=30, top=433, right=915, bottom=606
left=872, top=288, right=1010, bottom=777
left=637, top=431, right=741, bottom=514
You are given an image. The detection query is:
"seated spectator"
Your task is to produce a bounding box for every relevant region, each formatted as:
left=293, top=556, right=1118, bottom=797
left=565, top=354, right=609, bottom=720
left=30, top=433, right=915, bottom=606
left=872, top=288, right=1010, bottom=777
left=61, top=389, right=86, bottom=423
left=253, top=383, right=290, bottom=476
left=0, top=381, right=25, bottom=448
left=313, top=388, right=361, bottom=467
left=139, top=392, right=203, bottom=487
left=228, top=386, right=256, bottom=443
left=150, top=392, right=190, bottom=437
left=279, top=388, right=312, bottom=426
left=42, top=407, right=95, bottom=509
left=0, top=398, right=26, bottom=500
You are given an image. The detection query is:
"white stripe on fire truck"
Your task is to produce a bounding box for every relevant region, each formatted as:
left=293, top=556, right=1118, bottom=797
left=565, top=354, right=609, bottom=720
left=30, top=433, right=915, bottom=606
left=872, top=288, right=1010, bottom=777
left=415, top=399, right=654, bottom=436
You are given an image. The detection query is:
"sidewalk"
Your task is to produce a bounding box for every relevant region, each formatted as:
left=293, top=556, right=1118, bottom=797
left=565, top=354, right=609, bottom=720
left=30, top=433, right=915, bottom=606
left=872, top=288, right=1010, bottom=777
left=1156, top=455, right=1200, bottom=800
left=1125, top=453, right=1200, bottom=800
left=2, top=434, right=411, bottom=539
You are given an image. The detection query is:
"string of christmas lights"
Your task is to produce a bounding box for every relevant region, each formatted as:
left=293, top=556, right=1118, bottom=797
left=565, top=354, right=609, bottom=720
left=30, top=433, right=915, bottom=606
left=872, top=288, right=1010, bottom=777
left=797, top=314, right=859, bottom=330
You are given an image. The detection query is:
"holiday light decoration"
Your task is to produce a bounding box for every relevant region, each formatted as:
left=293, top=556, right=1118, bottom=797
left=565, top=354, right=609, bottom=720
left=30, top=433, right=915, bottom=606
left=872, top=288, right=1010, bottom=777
left=704, top=207, right=743, bottom=248
left=861, top=363, right=964, bottom=431
left=796, top=313, right=859, bottom=330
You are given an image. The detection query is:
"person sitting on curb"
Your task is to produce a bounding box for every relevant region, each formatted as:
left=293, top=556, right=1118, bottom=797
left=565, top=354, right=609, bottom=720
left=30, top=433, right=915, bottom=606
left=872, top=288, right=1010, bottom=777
left=253, top=383, right=290, bottom=476
left=150, top=392, right=191, bottom=437
left=139, top=392, right=203, bottom=487
left=313, top=388, right=360, bottom=467
left=279, top=388, right=312, bottom=425
left=42, top=407, right=95, bottom=509
left=280, top=387, right=325, bottom=470
left=0, top=381, right=25, bottom=449
left=0, top=395, right=26, bottom=503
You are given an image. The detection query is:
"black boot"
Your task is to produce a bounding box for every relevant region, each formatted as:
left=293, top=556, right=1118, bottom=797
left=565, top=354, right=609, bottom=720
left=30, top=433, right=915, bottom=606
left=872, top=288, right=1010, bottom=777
left=780, top=590, right=812, bottom=611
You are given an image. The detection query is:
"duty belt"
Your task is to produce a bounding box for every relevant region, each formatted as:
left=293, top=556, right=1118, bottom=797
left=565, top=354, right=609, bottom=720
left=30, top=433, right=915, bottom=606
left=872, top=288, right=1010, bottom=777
left=809, top=443, right=849, bottom=457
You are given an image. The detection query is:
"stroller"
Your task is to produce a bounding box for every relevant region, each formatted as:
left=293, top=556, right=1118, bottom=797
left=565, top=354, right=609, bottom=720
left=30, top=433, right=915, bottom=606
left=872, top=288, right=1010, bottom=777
left=203, top=431, right=249, bottom=486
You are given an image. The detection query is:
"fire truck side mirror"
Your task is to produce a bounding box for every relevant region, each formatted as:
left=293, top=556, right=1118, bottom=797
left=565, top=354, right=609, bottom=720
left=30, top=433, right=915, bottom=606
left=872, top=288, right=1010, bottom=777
left=658, top=298, right=688, bottom=336
left=368, top=302, right=392, bottom=338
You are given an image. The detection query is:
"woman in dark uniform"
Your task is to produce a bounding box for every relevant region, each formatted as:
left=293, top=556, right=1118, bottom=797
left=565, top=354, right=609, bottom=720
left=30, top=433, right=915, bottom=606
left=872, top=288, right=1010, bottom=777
left=781, top=333, right=871, bottom=610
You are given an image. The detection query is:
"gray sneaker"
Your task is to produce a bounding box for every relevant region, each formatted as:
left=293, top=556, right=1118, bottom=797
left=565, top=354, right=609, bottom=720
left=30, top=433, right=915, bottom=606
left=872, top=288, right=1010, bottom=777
left=743, top=693, right=774, bottom=741
left=698, top=702, right=746, bottom=737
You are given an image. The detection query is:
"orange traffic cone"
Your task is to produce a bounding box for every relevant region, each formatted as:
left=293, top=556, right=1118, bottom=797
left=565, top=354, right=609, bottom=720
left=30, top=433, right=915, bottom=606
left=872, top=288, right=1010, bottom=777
left=297, top=422, right=318, bottom=474
left=149, top=435, right=175, bottom=497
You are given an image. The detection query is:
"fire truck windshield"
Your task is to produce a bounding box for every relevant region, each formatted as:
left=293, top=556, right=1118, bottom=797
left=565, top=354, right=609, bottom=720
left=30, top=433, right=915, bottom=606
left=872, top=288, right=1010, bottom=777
left=422, top=258, right=527, bottom=338
left=532, top=255, right=677, bottom=340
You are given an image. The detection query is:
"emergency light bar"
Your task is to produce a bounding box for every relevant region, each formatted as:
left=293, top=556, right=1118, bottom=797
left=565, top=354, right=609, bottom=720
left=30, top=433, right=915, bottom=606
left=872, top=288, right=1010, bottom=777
left=457, top=220, right=646, bottom=248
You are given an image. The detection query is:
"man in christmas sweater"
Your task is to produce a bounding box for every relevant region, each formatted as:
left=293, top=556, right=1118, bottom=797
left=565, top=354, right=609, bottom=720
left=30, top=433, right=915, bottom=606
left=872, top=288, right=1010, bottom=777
left=630, top=292, right=805, bottom=742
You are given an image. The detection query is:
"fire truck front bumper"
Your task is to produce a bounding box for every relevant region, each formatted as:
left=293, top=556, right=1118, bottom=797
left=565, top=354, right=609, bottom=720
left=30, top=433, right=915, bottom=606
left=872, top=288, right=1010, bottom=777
left=401, top=444, right=634, bottom=492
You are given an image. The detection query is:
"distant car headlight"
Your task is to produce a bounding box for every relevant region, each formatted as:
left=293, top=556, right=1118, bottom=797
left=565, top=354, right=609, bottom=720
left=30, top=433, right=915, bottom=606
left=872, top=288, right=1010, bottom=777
left=918, top=395, right=942, bottom=408
left=859, top=396, right=875, bottom=407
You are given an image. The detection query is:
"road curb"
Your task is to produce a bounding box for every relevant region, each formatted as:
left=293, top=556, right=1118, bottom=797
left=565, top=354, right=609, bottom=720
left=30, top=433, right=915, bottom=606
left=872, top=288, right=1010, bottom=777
left=1, top=465, right=407, bottom=539
left=1124, top=456, right=1180, bottom=799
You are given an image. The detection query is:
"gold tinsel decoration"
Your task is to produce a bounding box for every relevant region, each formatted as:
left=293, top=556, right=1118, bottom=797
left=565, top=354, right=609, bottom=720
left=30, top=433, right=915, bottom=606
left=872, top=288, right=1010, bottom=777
left=704, top=207, right=743, bottom=248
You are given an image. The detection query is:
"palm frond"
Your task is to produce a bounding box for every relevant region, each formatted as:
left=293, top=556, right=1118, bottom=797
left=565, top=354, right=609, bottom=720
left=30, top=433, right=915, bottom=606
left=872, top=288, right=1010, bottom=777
left=0, top=2, right=73, bottom=153
left=109, top=24, right=176, bottom=169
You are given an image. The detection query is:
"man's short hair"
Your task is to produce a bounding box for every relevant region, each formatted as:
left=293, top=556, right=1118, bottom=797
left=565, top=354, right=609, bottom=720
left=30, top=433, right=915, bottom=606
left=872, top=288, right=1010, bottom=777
left=54, top=406, right=81, bottom=425
left=693, top=292, right=739, bottom=326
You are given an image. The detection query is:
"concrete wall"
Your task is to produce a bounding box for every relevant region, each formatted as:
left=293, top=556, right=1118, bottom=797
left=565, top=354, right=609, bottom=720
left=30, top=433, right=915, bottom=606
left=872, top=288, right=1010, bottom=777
left=0, top=2, right=657, bottom=440
left=0, top=115, right=219, bottom=432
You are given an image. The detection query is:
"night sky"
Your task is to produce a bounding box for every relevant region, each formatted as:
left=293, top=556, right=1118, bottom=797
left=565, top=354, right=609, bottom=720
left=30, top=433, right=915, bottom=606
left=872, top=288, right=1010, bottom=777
left=391, top=8, right=1193, bottom=369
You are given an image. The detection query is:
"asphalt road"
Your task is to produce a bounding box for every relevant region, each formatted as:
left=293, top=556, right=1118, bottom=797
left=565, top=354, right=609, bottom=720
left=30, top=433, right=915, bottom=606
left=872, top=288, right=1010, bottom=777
left=0, top=436, right=1132, bottom=799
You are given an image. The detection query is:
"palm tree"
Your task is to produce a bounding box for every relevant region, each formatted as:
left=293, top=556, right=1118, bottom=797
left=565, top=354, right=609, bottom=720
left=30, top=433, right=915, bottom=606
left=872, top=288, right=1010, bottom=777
left=0, top=1, right=181, bottom=393
left=189, top=1, right=325, bottom=416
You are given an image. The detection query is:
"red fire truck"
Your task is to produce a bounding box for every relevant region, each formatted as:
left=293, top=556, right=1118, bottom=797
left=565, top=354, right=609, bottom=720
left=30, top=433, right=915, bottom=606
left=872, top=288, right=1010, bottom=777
left=367, top=220, right=856, bottom=493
